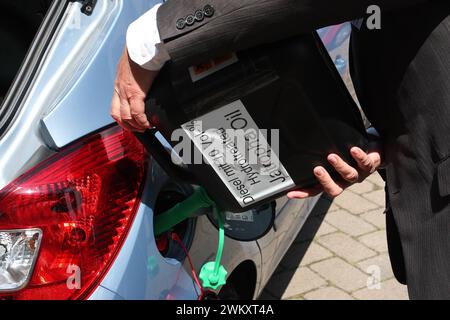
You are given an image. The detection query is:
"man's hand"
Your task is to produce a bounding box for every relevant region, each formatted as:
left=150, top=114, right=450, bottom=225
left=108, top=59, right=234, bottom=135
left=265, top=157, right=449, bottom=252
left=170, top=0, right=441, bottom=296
left=111, top=48, right=159, bottom=132
left=288, top=146, right=382, bottom=199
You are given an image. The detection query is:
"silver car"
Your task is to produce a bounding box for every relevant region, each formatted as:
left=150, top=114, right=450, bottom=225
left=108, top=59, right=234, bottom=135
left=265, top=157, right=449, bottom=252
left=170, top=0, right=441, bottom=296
left=0, top=0, right=331, bottom=300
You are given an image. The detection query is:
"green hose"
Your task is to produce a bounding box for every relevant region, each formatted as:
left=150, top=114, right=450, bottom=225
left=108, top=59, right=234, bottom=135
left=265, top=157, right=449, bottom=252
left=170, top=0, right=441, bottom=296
left=153, top=186, right=228, bottom=290
left=199, top=206, right=227, bottom=290
left=154, top=187, right=215, bottom=236
left=214, top=207, right=225, bottom=276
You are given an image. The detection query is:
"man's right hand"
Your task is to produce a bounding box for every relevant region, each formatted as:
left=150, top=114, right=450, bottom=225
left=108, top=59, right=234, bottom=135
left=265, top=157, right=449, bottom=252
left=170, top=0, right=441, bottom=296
left=111, top=48, right=159, bottom=132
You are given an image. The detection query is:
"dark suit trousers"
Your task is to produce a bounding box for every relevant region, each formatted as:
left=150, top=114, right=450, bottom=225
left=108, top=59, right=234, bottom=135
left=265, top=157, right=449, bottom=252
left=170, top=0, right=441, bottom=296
left=350, top=1, right=450, bottom=299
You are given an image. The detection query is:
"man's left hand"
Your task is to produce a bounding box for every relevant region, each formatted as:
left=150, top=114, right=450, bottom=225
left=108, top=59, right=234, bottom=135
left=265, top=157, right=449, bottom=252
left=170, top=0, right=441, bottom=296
left=288, top=146, right=382, bottom=199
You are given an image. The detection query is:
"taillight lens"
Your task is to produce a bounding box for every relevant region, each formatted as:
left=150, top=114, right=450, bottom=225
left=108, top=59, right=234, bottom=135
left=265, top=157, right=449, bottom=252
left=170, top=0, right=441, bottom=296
left=0, top=126, right=147, bottom=299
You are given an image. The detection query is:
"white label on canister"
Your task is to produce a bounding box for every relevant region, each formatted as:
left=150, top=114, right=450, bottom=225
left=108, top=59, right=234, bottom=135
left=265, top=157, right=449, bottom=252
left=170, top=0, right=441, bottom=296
left=226, top=211, right=254, bottom=222
left=181, top=100, right=295, bottom=208
left=188, top=53, right=239, bottom=82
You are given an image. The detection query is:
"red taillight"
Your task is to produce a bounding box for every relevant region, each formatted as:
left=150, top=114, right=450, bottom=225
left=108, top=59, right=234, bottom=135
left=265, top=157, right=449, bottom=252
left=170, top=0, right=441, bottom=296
left=0, top=126, right=147, bottom=299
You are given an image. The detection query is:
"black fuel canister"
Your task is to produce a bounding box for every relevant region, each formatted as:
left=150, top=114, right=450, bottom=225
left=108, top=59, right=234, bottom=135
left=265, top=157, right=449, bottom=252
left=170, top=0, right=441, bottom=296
left=137, top=32, right=368, bottom=213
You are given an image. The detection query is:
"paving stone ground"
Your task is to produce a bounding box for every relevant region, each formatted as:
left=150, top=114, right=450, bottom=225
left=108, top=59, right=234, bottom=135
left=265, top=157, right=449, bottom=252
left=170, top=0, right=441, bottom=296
left=260, top=172, right=409, bottom=300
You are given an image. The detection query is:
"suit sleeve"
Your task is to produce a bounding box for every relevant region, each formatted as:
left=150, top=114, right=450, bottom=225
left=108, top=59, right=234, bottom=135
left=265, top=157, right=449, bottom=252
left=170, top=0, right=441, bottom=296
left=156, top=0, right=427, bottom=67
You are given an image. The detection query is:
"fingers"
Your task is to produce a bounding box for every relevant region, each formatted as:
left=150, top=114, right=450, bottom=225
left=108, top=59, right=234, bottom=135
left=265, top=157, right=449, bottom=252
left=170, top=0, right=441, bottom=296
left=328, top=154, right=359, bottom=183
left=289, top=166, right=348, bottom=199
left=129, top=96, right=151, bottom=129
left=288, top=185, right=323, bottom=199
left=288, top=167, right=351, bottom=199
left=111, top=48, right=155, bottom=132
left=111, top=90, right=135, bottom=131
left=350, top=147, right=381, bottom=174
left=119, top=97, right=142, bottom=131
left=117, top=90, right=147, bottom=132
left=111, top=90, right=121, bottom=124
left=313, top=166, right=345, bottom=197
left=119, top=93, right=131, bottom=121
left=289, top=147, right=382, bottom=201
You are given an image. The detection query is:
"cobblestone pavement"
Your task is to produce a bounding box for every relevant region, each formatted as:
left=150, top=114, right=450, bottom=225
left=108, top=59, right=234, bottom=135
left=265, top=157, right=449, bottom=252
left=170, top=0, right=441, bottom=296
left=260, top=173, right=410, bottom=300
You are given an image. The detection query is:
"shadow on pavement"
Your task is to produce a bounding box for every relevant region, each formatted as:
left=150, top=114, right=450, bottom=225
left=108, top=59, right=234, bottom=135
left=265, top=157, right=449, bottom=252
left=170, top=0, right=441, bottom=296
left=259, top=195, right=333, bottom=299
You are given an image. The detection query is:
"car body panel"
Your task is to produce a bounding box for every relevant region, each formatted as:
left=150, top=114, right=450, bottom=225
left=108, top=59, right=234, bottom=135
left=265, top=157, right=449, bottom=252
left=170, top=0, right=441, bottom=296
left=256, top=196, right=321, bottom=292
left=90, top=285, right=125, bottom=300
left=95, top=200, right=200, bottom=300
left=187, top=215, right=263, bottom=298
left=41, top=0, right=160, bottom=150
left=0, top=0, right=158, bottom=188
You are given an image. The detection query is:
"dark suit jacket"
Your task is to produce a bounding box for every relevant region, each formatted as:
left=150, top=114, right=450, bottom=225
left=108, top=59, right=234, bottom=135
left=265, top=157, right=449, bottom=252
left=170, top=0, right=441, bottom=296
left=156, top=0, right=450, bottom=299
left=157, top=0, right=425, bottom=66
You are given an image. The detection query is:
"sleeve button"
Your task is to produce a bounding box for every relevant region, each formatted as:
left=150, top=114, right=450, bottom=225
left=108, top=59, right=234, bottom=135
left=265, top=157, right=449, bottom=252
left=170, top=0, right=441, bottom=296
left=203, top=5, right=215, bottom=17
left=194, top=9, right=204, bottom=22
left=185, top=14, right=195, bottom=26
left=176, top=18, right=186, bottom=29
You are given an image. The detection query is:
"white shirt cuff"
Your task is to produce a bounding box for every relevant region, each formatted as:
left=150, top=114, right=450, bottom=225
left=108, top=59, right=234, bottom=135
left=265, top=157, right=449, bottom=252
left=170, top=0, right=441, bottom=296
left=126, top=3, right=170, bottom=71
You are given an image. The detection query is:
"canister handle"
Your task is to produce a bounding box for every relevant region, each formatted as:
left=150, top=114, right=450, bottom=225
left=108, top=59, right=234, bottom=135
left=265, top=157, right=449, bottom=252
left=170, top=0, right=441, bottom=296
left=135, top=129, right=198, bottom=184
